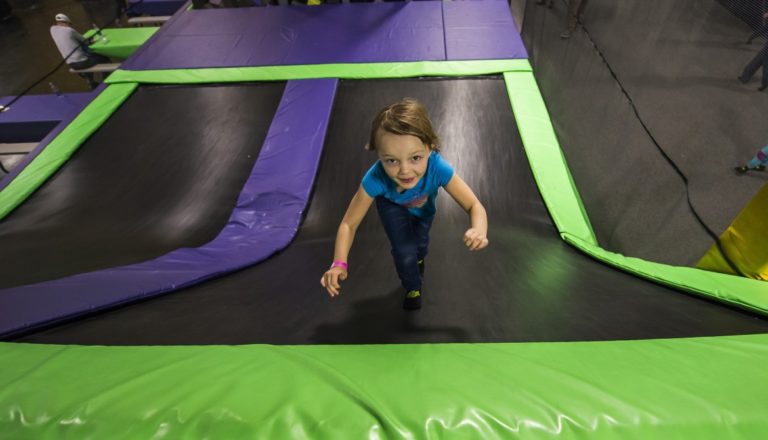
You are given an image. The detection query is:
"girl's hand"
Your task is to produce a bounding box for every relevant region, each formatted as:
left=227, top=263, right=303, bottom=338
left=321, top=267, right=348, bottom=297
left=463, top=228, right=489, bottom=251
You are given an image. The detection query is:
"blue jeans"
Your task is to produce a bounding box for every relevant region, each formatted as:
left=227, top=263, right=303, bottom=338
left=376, top=197, right=434, bottom=291
left=739, top=44, right=768, bottom=88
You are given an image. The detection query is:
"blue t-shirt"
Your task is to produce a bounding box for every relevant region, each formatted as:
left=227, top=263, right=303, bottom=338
left=362, top=151, right=454, bottom=218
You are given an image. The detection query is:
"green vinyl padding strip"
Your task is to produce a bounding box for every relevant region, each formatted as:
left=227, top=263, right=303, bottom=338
left=85, top=27, right=159, bottom=59
left=0, top=83, right=137, bottom=220
left=106, top=59, right=533, bottom=84
left=503, top=71, right=768, bottom=315
left=2, top=334, right=768, bottom=438
left=501, top=73, right=596, bottom=243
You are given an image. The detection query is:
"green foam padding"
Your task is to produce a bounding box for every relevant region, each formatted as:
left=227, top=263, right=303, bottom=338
left=503, top=71, right=768, bottom=315
left=2, top=334, right=768, bottom=438
left=0, top=83, right=137, bottom=220
left=85, top=27, right=159, bottom=59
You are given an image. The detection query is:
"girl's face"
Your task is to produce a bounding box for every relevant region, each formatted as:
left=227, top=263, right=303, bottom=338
left=376, top=130, right=432, bottom=191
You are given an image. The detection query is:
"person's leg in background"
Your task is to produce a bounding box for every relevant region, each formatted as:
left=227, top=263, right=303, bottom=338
left=67, top=64, right=98, bottom=89
left=739, top=42, right=768, bottom=90
left=739, top=52, right=762, bottom=84
left=68, top=52, right=112, bottom=89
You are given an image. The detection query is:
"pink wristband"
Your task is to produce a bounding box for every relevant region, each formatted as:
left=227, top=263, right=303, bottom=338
left=331, top=260, right=348, bottom=271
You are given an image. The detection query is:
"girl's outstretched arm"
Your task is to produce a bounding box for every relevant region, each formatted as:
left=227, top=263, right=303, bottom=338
left=444, top=174, right=489, bottom=251
left=321, top=185, right=374, bottom=297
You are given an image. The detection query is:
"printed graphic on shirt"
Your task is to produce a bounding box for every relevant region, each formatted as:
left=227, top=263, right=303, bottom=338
left=361, top=151, right=454, bottom=218
left=402, top=194, right=428, bottom=209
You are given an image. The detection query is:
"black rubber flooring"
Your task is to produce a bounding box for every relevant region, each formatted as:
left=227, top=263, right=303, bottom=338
left=522, top=0, right=768, bottom=265
left=13, top=77, right=768, bottom=345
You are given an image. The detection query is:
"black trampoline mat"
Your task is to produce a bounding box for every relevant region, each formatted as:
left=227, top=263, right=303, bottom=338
left=0, top=83, right=285, bottom=288
left=13, top=78, right=768, bottom=345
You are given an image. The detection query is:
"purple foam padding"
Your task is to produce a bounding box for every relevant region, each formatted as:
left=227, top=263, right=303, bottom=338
left=121, top=2, right=445, bottom=70
left=443, top=0, right=527, bottom=60
left=127, top=0, right=188, bottom=17
left=0, top=92, right=97, bottom=143
left=0, top=79, right=336, bottom=338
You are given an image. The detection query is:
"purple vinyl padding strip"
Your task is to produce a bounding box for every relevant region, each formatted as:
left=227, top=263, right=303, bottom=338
left=443, top=0, right=527, bottom=60
left=121, top=2, right=448, bottom=70
left=127, top=0, right=188, bottom=17
left=0, top=89, right=102, bottom=192
left=0, top=79, right=337, bottom=337
left=0, top=92, right=98, bottom=143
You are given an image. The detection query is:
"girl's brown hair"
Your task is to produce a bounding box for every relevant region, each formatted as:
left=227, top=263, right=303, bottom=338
left=366, top=98, right=440, bottom=152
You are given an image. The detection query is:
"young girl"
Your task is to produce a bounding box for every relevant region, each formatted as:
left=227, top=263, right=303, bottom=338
left=320, top=98, right=489, bottom=310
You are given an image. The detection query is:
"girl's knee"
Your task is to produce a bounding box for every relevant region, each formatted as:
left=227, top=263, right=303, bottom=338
left=391, top=246, right=419, bottom=264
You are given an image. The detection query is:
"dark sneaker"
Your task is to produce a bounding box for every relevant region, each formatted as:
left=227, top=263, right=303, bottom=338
left=756, top=165, right=766, bottom=171
left=738, top=76, right=749, bottom=84
left=734, top=165, right=749, bottom=174
left=403, top=289, right=422, bottom=310
left=418, top=259, right=425, bottom=276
